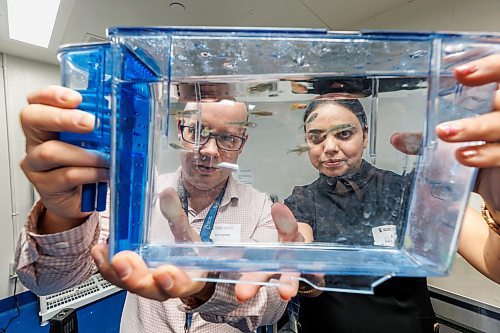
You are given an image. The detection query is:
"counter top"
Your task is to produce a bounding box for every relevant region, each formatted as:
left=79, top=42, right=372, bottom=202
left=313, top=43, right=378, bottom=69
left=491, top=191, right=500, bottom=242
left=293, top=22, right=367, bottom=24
left=428, top=255, right=500, bottom=313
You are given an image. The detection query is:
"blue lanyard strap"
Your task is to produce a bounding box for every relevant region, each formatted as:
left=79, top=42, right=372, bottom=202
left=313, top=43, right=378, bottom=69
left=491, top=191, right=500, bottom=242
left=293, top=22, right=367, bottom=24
left=179, top=179, right=227, bottom=242
left=180, top=178, right=227, bottom=332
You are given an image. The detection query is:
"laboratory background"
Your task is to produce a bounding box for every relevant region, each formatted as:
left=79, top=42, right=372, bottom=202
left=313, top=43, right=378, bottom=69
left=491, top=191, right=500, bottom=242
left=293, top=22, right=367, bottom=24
left=0, top=0, right=500, bottom=332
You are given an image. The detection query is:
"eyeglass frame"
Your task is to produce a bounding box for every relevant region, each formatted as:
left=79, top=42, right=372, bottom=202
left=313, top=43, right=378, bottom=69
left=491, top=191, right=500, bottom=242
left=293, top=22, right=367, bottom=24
left=426, top=179, right=463, bottom=202
left=179, top=123, right=246, bottom=151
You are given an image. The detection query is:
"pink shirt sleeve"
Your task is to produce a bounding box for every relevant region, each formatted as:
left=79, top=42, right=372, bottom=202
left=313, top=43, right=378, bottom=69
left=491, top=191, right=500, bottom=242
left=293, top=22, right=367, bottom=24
left=15, top=200, right=108, bottom=295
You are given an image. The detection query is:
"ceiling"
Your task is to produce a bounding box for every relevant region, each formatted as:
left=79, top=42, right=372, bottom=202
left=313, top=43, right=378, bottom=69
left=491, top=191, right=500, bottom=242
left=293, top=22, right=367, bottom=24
left=0, top=0, right=413, bottom=65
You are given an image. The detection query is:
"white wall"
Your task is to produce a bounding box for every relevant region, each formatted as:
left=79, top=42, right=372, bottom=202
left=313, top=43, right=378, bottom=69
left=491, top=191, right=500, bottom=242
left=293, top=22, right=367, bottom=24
left=0, top=54, right=59, bottom=299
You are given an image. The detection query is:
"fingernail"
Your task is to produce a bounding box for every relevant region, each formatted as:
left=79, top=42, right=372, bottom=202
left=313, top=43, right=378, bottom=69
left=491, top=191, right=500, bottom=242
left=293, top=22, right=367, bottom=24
left=76, top=112, right=95, bottom=128
left=113, top=259, right=131, bottom=279
left=58, top=89, right=76, bottom=102
left=437, top=122, right=462, bottom=136
left=461, top=149, right=477, bottom=158
left=93, top=151, right=111, bottom=166
left=455, top=63, right=478, bottom=75
left=157, top=272, right=174, bottom=290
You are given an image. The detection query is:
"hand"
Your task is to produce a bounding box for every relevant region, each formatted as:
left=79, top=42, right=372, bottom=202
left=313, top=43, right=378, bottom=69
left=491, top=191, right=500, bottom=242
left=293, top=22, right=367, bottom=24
left=436, top=54, right=500, bottom=217
left=91, top=187, right=208, bottom=302
left=235, top=203, right=307, bottom=303
left=19, top=86, right=109, bottom=233
left=92, top=191, right=309, bottom=303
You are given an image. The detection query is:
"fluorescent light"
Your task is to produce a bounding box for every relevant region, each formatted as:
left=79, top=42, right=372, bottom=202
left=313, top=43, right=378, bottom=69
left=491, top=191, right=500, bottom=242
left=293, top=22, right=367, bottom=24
left=7, top=0, right=61, bottom=48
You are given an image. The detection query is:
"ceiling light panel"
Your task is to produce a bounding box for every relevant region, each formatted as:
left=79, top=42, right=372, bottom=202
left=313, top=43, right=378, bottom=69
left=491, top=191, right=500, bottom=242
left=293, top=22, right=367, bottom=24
left=7, top=0, right=61, bottom=48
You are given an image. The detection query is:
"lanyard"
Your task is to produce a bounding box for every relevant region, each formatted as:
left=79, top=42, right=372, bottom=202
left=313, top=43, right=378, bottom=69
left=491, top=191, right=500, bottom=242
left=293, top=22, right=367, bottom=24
left=181, top=179, right=227, bottom=332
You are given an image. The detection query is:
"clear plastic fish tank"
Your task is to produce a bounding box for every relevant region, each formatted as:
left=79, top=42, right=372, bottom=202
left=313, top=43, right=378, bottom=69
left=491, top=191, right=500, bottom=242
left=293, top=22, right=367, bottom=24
left=57, top=27, right=500, bottom=293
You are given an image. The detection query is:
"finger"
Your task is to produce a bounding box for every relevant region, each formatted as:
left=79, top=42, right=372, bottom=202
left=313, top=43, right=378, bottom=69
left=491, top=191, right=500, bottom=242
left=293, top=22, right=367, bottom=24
left=436, top=111, right=500, bottom=143
left=110, top=251, right=172, bottom=301
left=27, top=86, right=83, bottom=108
left=455, top=143, right=500, bottom=168
left=494, top=89, right=500, bottom=111
left=26, top=166, right=109, bottom=193
left=277, top=272, right=299, bottom=301
left=235, top=272, right=274, bottom=302
left=159, top=187, right=199, bottom=242
left=271, top=203, right=303, bottom=242
left=91, top=244, right=125, bottom=289
left=454, top=54, right=500, bottom=86
left=20, top=104, right=95, bottom=149
left=23, top=140, right=109, bottom=172
left=389, top=132, right=422, bottom=155
left=152, top=265, right=205, bottom=298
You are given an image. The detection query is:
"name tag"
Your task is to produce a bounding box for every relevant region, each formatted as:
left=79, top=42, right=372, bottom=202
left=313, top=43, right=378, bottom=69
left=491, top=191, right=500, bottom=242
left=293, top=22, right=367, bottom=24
left=210, top=224, right=241, bottom=243
left=372, top=225, right=397, bottom=247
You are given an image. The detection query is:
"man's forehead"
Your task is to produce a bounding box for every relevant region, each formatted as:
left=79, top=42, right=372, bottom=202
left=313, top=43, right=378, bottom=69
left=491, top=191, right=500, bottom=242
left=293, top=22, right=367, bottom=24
left=184, top=100, right=247, bottom=112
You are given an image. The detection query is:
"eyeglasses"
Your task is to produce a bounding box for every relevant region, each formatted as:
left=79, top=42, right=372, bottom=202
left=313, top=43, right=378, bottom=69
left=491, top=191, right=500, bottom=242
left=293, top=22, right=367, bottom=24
left=179, top=124, right=245, bottom=151
left=428, top=180, right=462, bottom=202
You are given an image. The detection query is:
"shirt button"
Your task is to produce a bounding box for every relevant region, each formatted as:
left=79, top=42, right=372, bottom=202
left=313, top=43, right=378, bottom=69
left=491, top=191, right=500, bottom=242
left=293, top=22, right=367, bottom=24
left=54, top=242, right=69, bottom=249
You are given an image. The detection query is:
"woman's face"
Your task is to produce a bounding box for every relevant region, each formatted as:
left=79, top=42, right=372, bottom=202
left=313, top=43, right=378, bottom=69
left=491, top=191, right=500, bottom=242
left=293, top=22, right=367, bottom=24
left=305, top=103, right=367, bottom=177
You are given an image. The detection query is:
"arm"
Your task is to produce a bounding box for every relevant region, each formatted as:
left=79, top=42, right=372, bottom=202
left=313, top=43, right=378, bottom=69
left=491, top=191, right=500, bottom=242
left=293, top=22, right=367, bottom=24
left=458, top=206, right=500, bottom=283
left=15, top=86, right=110, bottom=294
left=15, top=202, right=106, bottom=295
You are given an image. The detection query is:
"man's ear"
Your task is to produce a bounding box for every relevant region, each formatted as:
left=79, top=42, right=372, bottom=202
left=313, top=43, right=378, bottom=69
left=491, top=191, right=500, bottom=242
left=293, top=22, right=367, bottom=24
left=177, top=120, right=182, bottom=141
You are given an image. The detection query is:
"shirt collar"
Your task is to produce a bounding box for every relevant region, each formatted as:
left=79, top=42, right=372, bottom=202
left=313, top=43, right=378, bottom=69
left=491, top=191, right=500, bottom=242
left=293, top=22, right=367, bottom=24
left=176, top=168, right=239, bottom=207
left=318, top=160, right=377, bottom=197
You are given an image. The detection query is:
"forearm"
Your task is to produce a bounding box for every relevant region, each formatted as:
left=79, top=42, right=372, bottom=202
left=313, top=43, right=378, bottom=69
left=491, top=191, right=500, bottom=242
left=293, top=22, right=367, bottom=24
left=458, top=206, right=500, bottom=283
left=482, top=203, right=500, bottom=282
left=38, top=209, right=90, bottom=234
left=15, top=201, right=103, bottom=295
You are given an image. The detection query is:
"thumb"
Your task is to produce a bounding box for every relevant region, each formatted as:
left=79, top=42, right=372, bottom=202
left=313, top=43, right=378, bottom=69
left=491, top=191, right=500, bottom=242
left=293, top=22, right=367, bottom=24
left=390, top=132, right=422, bottom=155
left=272, top=203, right=303, bottom=242
left=159, top=187, right=199, bottom=242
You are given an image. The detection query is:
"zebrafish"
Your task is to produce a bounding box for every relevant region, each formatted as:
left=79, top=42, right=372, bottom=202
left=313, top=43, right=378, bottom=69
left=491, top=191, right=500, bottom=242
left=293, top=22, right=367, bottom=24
left=287, top=144, right=310, bottom=155
left=291, top=82, right=308, bottom=94
left=299, top=112, right=318, bottom=129
left=248, top=82, right=275, bottom=93
left=200, top=127, right=216, bottom=137
left=325, top=123, right=355, bottom=135
left=169, top=142, right=193, bottom=152
left=226, top=120, right=258, bottom=128
left=249, top=110, right=273, bottom=117
left=290, top=102, right=308, bottom=110
left=170, top=109, right=198, bottom=117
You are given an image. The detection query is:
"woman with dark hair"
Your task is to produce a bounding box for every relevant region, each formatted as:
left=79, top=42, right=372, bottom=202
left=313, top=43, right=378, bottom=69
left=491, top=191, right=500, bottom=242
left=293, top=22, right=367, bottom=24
left=283, top=98, right=437, bottom=332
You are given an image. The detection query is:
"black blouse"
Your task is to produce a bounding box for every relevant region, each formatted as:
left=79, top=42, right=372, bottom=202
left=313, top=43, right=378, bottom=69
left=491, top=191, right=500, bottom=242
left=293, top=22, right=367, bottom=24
left=284, top=160, right=436, bottom=333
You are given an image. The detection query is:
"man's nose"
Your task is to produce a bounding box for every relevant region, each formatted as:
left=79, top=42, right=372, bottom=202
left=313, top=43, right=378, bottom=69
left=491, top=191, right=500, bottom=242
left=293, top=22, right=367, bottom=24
left=200, top=136, right=220, bottom=157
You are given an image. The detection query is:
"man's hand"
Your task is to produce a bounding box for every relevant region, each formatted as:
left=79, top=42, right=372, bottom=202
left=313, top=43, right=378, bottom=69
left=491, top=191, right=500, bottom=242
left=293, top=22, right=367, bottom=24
left=91, top=187, right=207, bottom=302
left=235, top=203, right=310, bottom=303
left=92, top=198, right=311, bottom=303
left=19, top=86, right=109, bottom=233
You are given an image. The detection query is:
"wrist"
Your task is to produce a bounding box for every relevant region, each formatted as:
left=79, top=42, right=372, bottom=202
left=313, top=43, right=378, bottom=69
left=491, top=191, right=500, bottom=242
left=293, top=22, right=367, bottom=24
left=180, top=272, right=219, bottom=308
left=38, top=208, right=91, bottom=234
left=482, top=202, right=500, bottom=236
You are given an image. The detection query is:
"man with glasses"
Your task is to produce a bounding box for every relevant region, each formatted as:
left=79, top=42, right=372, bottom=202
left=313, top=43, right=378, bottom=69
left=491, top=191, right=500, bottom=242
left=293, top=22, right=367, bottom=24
left=16, top=87, right=303, bottom=333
